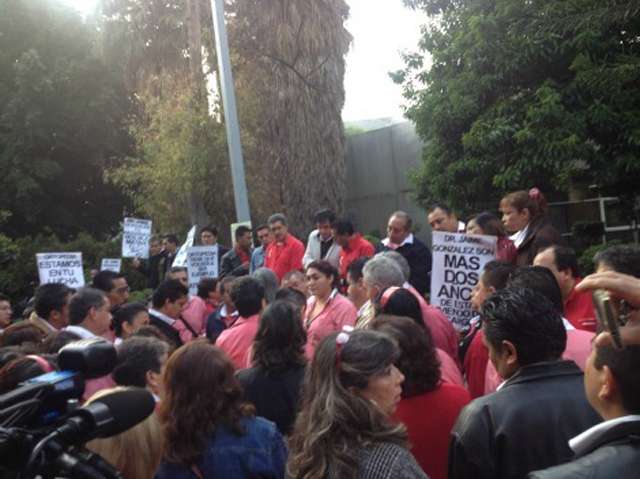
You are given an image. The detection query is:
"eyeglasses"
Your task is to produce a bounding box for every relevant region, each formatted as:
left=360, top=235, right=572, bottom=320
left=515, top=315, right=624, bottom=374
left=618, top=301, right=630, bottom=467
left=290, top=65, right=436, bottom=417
left=115, top=287, right=131, bottom=295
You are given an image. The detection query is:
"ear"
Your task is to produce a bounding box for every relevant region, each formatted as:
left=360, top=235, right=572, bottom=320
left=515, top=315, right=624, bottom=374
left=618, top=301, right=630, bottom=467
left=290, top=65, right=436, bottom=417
left=502, top=340, right=519, bottom=367
left=522, top=208, right=532, bottom=221
left=488, top=285, right=497, bottom=295
left=347, top=386, right=360, bottom=396
left=598, top=365, right=617, bottom=403
left=122, top=321, right=132, bottom=337
left=146, top=370, right=157, bottom=389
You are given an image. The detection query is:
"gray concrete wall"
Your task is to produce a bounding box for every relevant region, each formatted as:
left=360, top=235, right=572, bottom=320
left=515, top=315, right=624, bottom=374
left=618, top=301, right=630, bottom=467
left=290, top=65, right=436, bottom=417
left=345, top=122, right=431, bottom=244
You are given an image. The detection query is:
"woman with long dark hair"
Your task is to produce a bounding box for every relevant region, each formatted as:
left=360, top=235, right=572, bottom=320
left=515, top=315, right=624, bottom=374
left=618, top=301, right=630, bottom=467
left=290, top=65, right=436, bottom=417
left=237, top=300, right=307, bottom=435
left=156, top=342, right=287, bottom=478
left=499, top=188, right=565, bottom=265
left=288, top=330, right=426, bottom=479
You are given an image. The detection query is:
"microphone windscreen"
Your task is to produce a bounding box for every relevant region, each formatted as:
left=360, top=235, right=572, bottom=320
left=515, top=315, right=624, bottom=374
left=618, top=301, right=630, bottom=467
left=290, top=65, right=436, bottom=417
left=91, top=388, right=155, bottom=437
left=58, top=339, right=117, bottom=379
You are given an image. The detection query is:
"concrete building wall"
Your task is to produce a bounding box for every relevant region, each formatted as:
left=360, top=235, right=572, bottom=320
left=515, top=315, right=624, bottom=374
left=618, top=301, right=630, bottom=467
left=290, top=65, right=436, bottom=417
left=345, top=122, right=431, bottom=244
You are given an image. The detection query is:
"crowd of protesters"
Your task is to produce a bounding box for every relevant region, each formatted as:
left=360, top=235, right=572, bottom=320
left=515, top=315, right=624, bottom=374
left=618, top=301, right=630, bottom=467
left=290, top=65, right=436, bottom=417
left=1, top=188, right=639, bottom=479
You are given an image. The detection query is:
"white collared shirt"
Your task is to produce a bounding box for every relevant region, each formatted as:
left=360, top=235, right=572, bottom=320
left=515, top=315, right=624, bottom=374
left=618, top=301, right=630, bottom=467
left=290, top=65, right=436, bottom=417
left=510, top=224, right=530, bottom=248
left=569, top=415, right=640, bottom=455
left=149, top=309, right=176, bottom=326
left=65, top=325, right=97, bottom=339
left=382, top=233, right=415, bottom=249
left=114, top=337, right=123, bottom=347
left=220, top=304, right=239, bottom=318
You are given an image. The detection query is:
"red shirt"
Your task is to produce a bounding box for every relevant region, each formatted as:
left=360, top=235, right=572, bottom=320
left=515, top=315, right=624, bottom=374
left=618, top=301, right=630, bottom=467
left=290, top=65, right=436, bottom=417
left=338, top=234, right=375, bottom=278
left=393, top=383, right=471, bottom=479
left=464, top=329, right=490, bottom=399
left=264, top=234, right=305, bottom=283
left=565, top=278, right=597, bottom=332
left=236, top=245, right=250, bottom=264
left=216, top=314, right=260, bottom=370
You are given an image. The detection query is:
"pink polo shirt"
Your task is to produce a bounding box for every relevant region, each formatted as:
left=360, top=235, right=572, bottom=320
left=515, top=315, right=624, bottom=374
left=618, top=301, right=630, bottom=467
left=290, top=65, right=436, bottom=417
left=406, top=284, right=461, bottom=371
left=182, top=295, right=207, bottom=336
left=216, top=314, right=260, bottom=370
left=305, top=290, right=357, bottom=358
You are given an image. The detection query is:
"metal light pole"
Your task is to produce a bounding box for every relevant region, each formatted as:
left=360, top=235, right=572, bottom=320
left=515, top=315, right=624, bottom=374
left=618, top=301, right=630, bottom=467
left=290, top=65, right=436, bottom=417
left=209, top=0, right=251, bottom=223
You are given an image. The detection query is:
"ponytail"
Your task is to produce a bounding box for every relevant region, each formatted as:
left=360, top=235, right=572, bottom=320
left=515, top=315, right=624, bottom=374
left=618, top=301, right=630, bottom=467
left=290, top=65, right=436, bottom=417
left=500, top=188, right=548, bottom=219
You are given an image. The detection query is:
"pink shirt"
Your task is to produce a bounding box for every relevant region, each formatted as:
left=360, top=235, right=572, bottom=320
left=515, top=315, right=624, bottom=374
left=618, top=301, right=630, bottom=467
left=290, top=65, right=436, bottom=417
left=483, top=326, right=595, bottom=395
left=437, top=348, right=465, bottom=388
left=216, top=314, right=260, bottom=370
left=406, top=284, right=461, bottom=371
left=182, top=295, right=207, bottom=336
left=305, top=290, right=357, bottom=358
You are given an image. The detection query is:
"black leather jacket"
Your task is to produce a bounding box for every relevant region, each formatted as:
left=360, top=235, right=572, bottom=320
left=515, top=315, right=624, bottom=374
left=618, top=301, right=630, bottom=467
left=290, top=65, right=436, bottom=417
left=220, top=247, right=252, bottom=279
left=529, top=419, right=640, bottom=478
left=448, top=360, right=602, bottom=479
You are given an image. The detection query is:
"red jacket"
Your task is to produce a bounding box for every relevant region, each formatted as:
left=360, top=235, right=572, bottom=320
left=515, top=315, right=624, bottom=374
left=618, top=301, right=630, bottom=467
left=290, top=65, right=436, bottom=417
left=264, top=234, right=305, bottom=283
left=338, top=234, right=375, bottom=278
left=564, top=278, right=597, bottom=332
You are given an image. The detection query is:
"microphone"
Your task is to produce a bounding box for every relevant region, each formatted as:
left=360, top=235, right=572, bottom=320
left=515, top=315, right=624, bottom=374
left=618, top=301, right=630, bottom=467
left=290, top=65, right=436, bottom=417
left=53, top=388, right=156, bottom=445
left=58, top=339, right=118, bottom=380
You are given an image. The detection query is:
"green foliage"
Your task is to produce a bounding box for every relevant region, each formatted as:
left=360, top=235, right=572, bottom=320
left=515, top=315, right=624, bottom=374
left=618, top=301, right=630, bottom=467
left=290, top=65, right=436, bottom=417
left=0, top=232, right=146, bottom=304
left=105, top=84, right=235, bottom=235
left=396, top=0, right=640, bottom=217
left=577, top=240, right=640, bottom=276
left=0, top=0, right=133, bottom=239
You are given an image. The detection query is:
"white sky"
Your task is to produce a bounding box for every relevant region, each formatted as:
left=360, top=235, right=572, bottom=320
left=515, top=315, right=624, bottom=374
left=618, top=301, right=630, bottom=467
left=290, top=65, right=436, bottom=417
left=62, top=0, right=426, bottom=122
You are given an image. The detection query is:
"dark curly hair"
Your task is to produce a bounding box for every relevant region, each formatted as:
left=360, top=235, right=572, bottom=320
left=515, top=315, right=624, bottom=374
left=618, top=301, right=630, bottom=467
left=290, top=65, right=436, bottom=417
left=159, top=342, right=253, bottom=466
left=252, top=301, right=306, bottom=373
left=370, top=315, right=441, bottom=396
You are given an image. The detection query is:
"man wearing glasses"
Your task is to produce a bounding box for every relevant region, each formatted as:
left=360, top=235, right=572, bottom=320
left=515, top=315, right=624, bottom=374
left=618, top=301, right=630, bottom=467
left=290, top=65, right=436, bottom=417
left=92, top=270, right=130, bottom=309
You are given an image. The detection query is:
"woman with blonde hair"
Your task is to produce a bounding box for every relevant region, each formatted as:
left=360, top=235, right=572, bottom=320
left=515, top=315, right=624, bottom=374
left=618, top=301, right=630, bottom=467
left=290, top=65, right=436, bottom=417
left=86, top=387, right=163, bottom=479
left=287, top=329, right=426, bottom=479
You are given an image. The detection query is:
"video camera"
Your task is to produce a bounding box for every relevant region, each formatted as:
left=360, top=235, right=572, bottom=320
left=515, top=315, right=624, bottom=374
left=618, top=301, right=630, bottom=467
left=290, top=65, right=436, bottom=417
left=0, top=338, right=155, bottom=479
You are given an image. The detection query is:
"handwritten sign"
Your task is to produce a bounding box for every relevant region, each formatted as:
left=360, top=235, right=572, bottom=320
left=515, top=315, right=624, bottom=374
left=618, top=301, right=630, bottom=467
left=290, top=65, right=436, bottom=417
left=100, top=258, right=122, bottom=273
left=430, top=232, right=497, bottom=331
left=37, top=252, right=85, bottom=288
left=122, top=218, right=152, bottom=259
left=187, top=246, right=219, bottom=294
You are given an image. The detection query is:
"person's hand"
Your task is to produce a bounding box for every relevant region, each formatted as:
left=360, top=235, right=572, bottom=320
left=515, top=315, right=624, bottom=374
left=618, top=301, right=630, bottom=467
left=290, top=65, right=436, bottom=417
left=132, top=257, right=141, bottom=268
left=576, top=271, right=640, bottom=347
left=242, top=261, right=250, bottom=271
left=576, top=271, right=640, bottom=308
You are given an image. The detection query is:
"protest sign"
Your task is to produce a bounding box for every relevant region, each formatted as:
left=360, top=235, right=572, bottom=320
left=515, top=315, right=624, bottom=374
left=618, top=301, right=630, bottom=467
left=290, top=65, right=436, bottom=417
left=122, top=218, right=152, bottom=259
left=186, top=246, right=219, bottom=294
left=36, top=252, right=85, bottom=288
left=430, top=232, right=497, bottom=331
left=173, top=225, right=196, bottom=267
left=100, top=258, right=122, bottom=273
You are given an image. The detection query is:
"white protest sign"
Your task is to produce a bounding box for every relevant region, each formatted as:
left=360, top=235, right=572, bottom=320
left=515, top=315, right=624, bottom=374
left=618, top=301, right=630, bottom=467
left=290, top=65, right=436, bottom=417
left=430, top=232, right=497, bottom=331
left=36, top=252, right=85, bottom=288
left=122, top=218, right=152, bottom=259
left=186, top=246, right=219, bottom=294
left=172, top=225, right=196, bottom=267
left=100, top=258, right=122, bottom=273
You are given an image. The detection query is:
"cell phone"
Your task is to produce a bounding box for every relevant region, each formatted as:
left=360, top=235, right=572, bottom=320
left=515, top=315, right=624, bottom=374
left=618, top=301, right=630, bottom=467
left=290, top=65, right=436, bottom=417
left=592, top=289, right=624, bottom=349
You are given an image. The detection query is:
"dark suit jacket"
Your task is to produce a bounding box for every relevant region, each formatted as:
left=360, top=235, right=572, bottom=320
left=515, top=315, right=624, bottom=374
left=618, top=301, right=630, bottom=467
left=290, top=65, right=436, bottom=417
left=517, top=217, right=566, bottom=266
left=375, top=237, right=432, bottom=296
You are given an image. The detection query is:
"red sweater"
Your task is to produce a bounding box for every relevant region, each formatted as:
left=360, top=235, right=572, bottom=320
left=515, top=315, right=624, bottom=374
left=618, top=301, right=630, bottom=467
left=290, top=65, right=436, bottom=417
left=264, top=234, right=305, bottom=283
left=338, top=234, right=375, bottom=278
left=393, top=383, right=471, bottom=479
